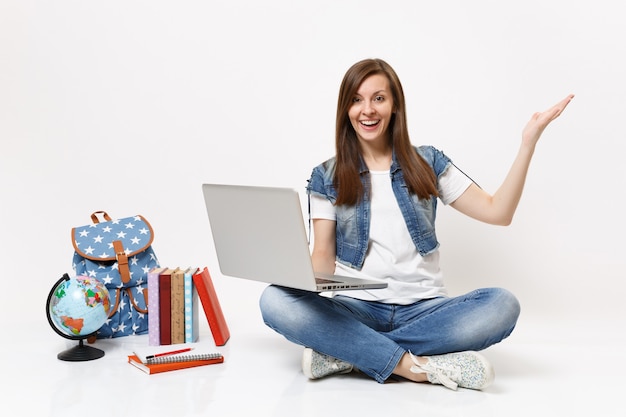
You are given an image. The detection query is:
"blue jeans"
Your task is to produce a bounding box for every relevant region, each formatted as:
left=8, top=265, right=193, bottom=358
left=259, top=286, right=520, bottom=383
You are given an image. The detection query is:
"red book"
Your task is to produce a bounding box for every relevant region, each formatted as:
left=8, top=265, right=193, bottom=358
left=192, top=267, right=230, bottom=346
left=170, top=268, right=185, bottom=344
left=158, top=268, right=176, bottom=345
left=127, top=353, right=224, bottom=375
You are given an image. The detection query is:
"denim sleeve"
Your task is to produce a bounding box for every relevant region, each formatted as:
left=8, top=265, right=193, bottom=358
left=306, top=166, right=325, bottom=197
left=306, top=158, right=337, bottom=201
left=417, top=145, right=453, bottom=178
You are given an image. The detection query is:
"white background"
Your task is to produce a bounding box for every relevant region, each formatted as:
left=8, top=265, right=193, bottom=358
left=2, top=0, right=625, bottom=336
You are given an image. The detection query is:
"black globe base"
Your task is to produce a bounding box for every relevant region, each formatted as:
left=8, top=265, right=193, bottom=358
left=57, top=339, right=105, bottom=362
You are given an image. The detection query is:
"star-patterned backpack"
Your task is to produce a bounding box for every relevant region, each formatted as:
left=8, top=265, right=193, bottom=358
left=71, top=211, right=160, bottom=338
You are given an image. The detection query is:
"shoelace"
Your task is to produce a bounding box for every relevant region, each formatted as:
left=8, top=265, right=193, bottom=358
left=408, top=352, right=460, bottom=390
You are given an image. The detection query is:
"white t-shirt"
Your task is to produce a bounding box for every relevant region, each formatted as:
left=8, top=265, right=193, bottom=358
left=310, top=164, right=472, bottom=304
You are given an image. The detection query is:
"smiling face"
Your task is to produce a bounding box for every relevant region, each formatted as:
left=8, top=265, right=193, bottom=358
left=348, top=74, right=395, bottom=146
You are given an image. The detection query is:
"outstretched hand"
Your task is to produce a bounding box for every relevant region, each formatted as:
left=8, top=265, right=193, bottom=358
left=522, top=94, right=575, bottom=147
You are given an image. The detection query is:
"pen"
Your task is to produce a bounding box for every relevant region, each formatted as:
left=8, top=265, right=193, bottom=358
left=145, top=347, right=193, bottom=360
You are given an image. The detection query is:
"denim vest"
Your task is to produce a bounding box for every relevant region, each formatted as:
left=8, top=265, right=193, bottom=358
left=306, top=145, right=452, bottom=270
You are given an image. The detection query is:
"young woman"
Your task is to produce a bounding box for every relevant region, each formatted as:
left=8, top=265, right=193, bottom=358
left=259, top=58, right=574, bottom=390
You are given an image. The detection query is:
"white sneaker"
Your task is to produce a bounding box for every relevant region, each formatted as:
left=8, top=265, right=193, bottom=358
left=302, top=348, right=353, bottom=379
left=409, top=351, right=495, bottom=390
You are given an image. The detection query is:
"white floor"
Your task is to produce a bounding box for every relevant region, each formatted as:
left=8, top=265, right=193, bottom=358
left=6, top=283, right=624, bottom=417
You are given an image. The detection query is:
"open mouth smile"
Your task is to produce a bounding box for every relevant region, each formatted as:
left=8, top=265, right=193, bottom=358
left=360, top=120, right=380, bottom=128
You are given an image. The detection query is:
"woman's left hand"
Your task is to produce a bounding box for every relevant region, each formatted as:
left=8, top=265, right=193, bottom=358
left=522, top=94, right=575, bottom=147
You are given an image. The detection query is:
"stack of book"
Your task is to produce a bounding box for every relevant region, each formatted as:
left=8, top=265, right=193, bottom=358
left=147, top=266, right=230, bottom=346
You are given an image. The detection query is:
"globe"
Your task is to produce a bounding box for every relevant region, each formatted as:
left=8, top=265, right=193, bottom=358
left=46, top=274, right=111, bottom=361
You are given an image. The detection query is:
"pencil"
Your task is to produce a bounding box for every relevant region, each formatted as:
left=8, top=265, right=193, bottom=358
left=145, top=347, right=193, bottom=360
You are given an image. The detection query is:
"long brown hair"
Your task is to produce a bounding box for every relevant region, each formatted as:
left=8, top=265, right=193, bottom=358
left=334, top=58, right=438, bottom=205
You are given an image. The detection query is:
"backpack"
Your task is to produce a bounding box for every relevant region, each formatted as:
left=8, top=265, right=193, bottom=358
left=71, top=211, right=160, bottom=338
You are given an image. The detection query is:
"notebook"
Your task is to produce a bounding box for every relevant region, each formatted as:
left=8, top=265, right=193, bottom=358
left=129, top=343, right=224, bottom=375
left=127, top=354, right=224, bottom=375
left=201, top=183, right=388, bottom=292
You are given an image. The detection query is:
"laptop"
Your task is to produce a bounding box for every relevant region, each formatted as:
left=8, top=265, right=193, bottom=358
left=202, top=183, right=387, bottom=292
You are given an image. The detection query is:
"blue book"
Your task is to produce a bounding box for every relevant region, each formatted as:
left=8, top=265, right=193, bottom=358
left=184, top=267, right=200, bottom=343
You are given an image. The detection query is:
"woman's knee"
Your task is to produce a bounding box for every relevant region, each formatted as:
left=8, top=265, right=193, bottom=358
left=480, top=288, right=521, bottom=341
left=259, top=285, right=312, bottom=329
left=259, top=285, right=285, bottom=324
left=492, top=287, right=521, bottom=323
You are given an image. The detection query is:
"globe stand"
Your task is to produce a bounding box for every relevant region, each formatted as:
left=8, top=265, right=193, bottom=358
left=57, top=338, right=105, bottom=362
